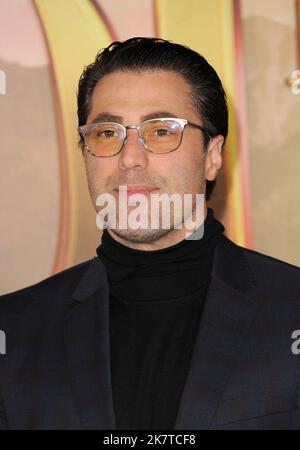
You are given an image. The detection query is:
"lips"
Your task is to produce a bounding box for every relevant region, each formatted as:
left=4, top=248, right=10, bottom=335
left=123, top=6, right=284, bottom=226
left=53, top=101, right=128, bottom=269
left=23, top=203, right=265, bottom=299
left=114, top=185, right=159, bottom=195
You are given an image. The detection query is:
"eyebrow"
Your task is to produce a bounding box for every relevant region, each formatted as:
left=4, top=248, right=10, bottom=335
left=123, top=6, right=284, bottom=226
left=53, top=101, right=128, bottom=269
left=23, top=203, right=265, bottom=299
left=89, top=111, right=178, bottom=125
left=141, top=111, right=177, bottom=121
left=90, top=113, right=123, bottom=124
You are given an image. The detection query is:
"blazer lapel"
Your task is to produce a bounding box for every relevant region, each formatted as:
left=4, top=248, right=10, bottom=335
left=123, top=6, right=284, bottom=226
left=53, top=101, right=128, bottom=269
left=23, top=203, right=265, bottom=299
left=174, top=236, right=258, bottom=429
left=63, top=257, right=116, bottom=430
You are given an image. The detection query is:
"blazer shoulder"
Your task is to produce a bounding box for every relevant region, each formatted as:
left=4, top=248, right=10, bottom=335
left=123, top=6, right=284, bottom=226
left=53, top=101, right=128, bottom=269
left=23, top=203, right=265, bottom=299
left=0, top=258, right=96, bottom=312
left=221, top=235, right=300, bottom=286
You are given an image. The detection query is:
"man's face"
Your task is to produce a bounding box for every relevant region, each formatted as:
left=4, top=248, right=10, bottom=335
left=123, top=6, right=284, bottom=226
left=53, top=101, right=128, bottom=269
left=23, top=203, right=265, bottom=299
left=84, top=70, right=223, bottom=249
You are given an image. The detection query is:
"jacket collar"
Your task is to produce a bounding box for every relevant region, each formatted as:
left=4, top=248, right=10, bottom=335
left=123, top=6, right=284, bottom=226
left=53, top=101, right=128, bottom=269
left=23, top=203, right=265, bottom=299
left=212, top=235, right=256, bottom=291
left=72, top=234, right=256, bottom=302
left=72, top=257, right=108, bottom=302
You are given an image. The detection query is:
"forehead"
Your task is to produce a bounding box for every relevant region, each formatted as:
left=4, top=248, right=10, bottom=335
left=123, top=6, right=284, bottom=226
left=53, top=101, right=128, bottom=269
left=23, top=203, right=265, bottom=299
left=87, top=70, right=198, bottom=123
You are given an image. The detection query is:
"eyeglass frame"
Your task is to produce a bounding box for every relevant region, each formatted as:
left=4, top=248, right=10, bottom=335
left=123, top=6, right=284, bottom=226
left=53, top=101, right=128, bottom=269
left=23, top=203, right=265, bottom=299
left=78, top=117, right=212, bottom=158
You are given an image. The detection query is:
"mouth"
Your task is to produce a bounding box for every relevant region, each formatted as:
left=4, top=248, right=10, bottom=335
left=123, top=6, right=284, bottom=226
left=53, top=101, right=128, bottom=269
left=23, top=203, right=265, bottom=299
left=113, top=185, right=160, bottom=196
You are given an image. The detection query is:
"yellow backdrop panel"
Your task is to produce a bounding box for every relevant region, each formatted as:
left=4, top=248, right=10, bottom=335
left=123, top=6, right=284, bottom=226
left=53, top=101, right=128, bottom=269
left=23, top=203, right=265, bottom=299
left=155, top=0, right=245, bottom=244
left=34, top=0, right=112, bottom=270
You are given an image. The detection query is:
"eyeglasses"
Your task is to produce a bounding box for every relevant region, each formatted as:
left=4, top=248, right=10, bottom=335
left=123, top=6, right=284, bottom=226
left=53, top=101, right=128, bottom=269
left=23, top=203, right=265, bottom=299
left=78, top=117, right=211, bottom=158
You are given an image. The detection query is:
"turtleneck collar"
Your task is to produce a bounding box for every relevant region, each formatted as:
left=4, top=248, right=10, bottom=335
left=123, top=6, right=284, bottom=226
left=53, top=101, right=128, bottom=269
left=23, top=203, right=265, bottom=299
left=96, top=208, right=224, bottom=302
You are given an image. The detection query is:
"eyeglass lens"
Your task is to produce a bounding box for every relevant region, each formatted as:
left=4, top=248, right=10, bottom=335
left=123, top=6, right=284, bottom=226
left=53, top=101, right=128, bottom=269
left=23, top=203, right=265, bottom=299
left=84, top=119, right=182, bottom=156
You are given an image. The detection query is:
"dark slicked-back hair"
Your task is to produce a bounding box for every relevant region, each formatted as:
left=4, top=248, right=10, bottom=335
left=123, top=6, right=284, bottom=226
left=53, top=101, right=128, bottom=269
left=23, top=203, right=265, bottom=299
left=77, top=37, right=228, bottom=200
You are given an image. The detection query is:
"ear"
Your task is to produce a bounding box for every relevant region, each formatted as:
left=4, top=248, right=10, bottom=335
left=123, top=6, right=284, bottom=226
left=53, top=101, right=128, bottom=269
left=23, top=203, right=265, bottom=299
left=205, top=135, right=224, bottom=181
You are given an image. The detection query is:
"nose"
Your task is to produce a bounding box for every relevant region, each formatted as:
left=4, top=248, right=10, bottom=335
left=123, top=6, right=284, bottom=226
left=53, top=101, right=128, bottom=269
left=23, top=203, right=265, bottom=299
left=118, top=128, right=148, bottom=171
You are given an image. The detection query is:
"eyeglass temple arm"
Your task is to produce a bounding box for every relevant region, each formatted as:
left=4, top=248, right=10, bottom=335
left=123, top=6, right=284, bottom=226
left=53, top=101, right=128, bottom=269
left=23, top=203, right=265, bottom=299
left=187, top=121, right=212, bottom=138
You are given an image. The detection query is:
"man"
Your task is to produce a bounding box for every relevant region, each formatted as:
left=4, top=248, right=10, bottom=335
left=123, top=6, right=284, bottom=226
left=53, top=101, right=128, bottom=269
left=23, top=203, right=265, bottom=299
left=1, top=37, right=300, bottom=430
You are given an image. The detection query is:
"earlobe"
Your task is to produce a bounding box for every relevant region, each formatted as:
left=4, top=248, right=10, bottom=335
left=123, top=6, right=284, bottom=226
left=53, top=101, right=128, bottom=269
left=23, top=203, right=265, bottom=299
left=205, top=135, right=224, bottom=181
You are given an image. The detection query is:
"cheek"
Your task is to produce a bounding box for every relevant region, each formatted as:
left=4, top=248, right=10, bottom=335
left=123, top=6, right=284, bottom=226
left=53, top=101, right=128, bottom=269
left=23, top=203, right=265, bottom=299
left=85, top=155, right=110, bottom=183
left=165, top=145, right=205, bottom=192
left=185, top=139, right=206, bottom=174
left=85, top=158, right=97, bottom=188
left=84, top=157, right=108, bottom=199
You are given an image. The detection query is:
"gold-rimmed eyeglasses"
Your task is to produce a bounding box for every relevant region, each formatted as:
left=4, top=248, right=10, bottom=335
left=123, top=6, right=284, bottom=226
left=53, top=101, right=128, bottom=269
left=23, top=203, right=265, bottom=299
left=78, top=117, right=211, bottom=158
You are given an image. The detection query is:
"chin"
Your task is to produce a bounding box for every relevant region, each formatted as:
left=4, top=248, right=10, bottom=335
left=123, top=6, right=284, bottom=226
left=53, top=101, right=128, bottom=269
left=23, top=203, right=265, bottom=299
left=108, top=227, right=172, bottom=245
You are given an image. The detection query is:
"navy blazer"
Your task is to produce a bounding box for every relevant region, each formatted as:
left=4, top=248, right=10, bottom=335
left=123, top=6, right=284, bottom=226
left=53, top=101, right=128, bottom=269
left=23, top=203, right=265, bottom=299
left=1, top=235, right=300, bottom=430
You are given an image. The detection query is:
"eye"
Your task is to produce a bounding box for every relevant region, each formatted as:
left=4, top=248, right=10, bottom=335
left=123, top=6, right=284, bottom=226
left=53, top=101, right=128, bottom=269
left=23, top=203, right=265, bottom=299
left=96, top=129, right=116, bottom=138
left=90, top=122, right=123, bottom=142
left=155, top=128, right=170, bottom=137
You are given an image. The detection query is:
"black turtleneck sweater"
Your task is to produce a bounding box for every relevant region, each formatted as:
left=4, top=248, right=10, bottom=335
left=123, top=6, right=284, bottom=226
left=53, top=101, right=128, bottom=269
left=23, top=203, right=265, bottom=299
left=96, top=208, right=224, bottom=430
